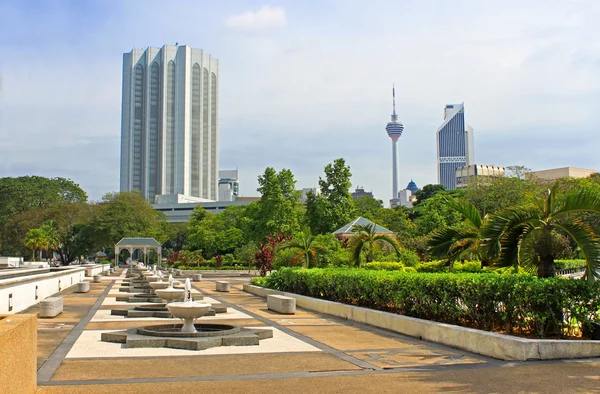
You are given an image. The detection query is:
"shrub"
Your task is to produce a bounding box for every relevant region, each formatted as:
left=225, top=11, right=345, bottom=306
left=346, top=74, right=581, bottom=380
left=453, top=261, right=482, bottom=273
left=256, top=268, right=600, bottom=339
left=415, top=260, right=447, bottom=272
left=555, top=259, right=586, bottom=270
left=365, top=262, right=404, bottom=271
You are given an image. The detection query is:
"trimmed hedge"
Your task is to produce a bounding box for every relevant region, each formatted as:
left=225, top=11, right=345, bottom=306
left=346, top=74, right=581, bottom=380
left=177, top=265, right=249, bottom=271
left=254, top=268, right=600, bottom=338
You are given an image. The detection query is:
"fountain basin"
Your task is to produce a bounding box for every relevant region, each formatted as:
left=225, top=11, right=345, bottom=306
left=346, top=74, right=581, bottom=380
left=146, top=275, right=160, bottom=283
left=149, top=282, right=169, bottom=290
left=138, top=323, right=239, bottom=338
left=155, top=288, right=184, bottom=303
left=168, top=301, right=212, bottom=333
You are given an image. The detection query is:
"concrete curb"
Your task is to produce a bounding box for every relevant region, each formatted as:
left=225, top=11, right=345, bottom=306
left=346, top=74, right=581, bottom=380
left=243, top=284, right=600, bottom=361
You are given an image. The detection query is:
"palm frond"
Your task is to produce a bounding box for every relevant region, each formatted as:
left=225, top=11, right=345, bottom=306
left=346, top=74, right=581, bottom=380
left=374, top=234, right=401, bottom=260
left=481, top=205, right=540, bottom=261
left=552, top=188, right=600, bottom=218
left=554, top=220, right=600, bottom=282
left=444, top=197, right=483, bottom=229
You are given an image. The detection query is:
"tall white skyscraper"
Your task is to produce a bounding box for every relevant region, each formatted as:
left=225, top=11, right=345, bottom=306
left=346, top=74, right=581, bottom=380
left=436, top=103, right=474, bottom=190
left=120, top=45, right=219, bottom=202
left=385, top=85, right=404, bottom=206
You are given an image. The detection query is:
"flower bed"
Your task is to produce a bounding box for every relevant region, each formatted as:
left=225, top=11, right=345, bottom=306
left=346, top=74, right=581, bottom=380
left=252, top=268, right=600, bottom=338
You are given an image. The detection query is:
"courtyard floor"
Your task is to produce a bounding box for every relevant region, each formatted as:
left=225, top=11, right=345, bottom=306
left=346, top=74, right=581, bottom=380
left=27, top=269, right=600, bottom=393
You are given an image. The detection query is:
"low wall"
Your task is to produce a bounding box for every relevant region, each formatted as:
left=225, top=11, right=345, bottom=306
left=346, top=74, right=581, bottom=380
left=0, top=314, right=36, bottom=393
left=244, top=284, right=600, bottom=361
left=82, top=264, right=109, bottom=277
left=0, top=267, right=85, bottom=314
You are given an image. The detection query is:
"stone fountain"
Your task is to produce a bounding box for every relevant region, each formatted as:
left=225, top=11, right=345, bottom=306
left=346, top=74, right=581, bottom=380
left=102, top=276, right=272, bottom=350
left=167, top=279, right=212, bottom=333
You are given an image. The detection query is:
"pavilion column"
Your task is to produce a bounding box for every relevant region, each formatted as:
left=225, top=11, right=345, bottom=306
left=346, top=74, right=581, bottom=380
left=114, top=246, right=118, bottom=268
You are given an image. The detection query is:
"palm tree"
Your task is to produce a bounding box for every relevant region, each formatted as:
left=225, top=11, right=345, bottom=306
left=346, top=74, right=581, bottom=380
left=482, top=183, right=600, bottom=281
left=24, top=228, right=48, bottom=262
left=277, top=231, right=325, bottom=268
left=350, top=224, right=401, bottom=267
left=41, top=220, right=60, bottom=261
left=428, top=197, right=491, bottom=268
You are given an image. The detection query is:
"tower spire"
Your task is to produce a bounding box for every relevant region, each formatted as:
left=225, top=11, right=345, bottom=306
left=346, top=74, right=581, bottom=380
left=391, top=84, right=398, bottom=122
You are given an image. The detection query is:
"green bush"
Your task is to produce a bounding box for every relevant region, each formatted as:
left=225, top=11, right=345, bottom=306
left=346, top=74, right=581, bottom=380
left=453, top=261, right=482, bottom=273
left=365, top=262, right=404, bottom=271
left=415, top=260, right=447, bottom=272
left=177, top=265, right=248, bottom=271
left=256, top=268, right=600, bottom=339
left=555, top=260, right=586, bottom=270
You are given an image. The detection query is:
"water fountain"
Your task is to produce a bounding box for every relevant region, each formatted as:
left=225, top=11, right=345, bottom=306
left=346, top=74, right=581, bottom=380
left=166, top=279, right=212, bottom=333
left=102, top=276, right=272, bottom=349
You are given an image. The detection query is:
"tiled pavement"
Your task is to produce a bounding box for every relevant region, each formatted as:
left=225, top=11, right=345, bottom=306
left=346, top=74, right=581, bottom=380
left=28, top=270, right=600, bottom=393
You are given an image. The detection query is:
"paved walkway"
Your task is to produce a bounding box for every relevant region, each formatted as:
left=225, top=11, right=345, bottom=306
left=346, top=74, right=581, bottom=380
left=28, top=270, right=600, bottom=393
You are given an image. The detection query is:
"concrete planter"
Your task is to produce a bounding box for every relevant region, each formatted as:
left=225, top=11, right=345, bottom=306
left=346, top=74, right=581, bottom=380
left=244, top=284, right=600, bottom=361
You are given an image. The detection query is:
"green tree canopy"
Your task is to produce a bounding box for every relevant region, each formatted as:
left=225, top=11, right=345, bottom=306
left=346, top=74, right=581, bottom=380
left=0, top=176, right=87, bottom=224
left=250, top=167, right=302, bottom=240
left=92, top=191, right=165, bottom=248
left=306, top=158, right=356, bottom=234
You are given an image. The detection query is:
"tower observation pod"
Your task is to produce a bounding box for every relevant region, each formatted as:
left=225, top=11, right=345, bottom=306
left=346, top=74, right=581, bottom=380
left=385, top=85, right=404, bottom=202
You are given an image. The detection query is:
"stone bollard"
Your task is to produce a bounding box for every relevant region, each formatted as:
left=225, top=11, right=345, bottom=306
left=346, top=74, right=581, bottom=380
left=76, top=281, right=90, bottom=293
left=93, top=275, right=102, bottom=283
left=216, top=281, right=230, bottom=292
left=110, top=268, right=115, bottom=273
left=192, top=274, right=202, bottom=282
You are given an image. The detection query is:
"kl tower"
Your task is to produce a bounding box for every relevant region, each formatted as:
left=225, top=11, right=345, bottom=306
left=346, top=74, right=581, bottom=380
left=385, top=85, right=404, bottom=207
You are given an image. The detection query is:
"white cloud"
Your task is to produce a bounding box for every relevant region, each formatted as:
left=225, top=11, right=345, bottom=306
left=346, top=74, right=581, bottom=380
left=225, top=6, right=286, bottom=31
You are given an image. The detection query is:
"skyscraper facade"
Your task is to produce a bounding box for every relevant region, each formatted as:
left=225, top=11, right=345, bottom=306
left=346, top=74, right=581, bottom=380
left=385, top=86, right=404, bottom=206
left=120, top=45, right=219, bottom=202
left=436, top=103, right=474, bottom=190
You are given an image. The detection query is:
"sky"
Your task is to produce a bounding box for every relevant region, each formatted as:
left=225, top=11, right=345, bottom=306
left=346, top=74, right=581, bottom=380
left=0, top=0, right=599, bottom=204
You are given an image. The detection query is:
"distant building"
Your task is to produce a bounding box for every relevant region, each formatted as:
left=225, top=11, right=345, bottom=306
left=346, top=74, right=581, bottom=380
left=455, top=165, right=505, bottom=189
left=120, top=44, right=219, bottom=202
left=527, top=167, right=598, bottom=182
left=155, top=194, right=213, bottom=204
left=391, top=180, right=419, bottom=208
left=153, top=199, right=257, bottom=223
left=436, top=103, right=474, bottom=190
left=298, top=188, right=319, bottom=203
left=218, top=169, right=239, bottom=202
left=351, top=187, right=374, bottom=200
left=405, top=180, right=419, bottom=194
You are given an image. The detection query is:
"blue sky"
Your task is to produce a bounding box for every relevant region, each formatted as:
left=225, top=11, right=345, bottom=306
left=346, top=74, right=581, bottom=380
left=1, top=0, right=599, bottom=203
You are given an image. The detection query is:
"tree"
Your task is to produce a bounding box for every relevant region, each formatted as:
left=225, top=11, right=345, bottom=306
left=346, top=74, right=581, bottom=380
left=306, top=158, right=356, bottom=234
left=41, top=220, right=60, bottom=260
left=24, top=228, right=47, bottom=261
left=506, top=165, right=531, bottom=180
left=353, top=196, right=383, bottom=221
left=413, top=193, right=464, bottom=236
left=463, top=176, right=542, bottom=215
left=413, top=184, right=446, bottom=206
left=186, top=206, right=247, bottom=258
left=251, top=168, right=301, bottom=240
left=277, top=231, right=325, bottom=268
left=92, top=191, right=164, bottom=248
left=349, top=224, right=400, bottom=266
left=428, top=197, right=491, bottom=268
left=0, top=176, right=87, bottom=224
left=482, top=183, right=600, bottom=280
